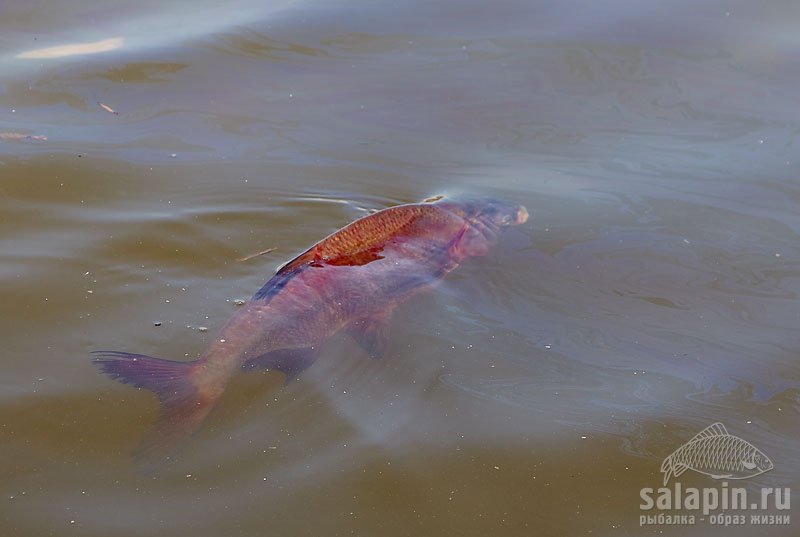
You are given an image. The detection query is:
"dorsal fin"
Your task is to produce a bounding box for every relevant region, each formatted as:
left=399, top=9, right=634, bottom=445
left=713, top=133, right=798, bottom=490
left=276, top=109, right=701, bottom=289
left=688, top=422, right=729, bottom=443
left=273, top=246, right=317, bottom=277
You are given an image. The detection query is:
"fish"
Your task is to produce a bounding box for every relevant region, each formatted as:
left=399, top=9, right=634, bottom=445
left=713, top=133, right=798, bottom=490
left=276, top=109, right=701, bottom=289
left=660, top=422, right=773, bottom=485
left=93, top=197, right=528, bottom=462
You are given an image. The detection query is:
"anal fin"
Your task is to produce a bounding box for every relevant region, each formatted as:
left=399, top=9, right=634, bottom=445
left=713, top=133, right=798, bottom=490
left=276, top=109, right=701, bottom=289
left=673, top=463, right=689, bottom=478
left=242, top=347, right=319, bottom=384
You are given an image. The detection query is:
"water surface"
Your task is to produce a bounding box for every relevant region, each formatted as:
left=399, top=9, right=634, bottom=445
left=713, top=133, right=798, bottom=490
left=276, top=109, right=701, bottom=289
left=1, top=1, right=798, bottom=535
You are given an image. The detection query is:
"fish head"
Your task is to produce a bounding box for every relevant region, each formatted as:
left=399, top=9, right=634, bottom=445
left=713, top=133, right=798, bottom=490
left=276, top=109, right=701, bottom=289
left=441, top=198, right=529, bottom=228
left=436, top=198, right=529, bottom=257
left=748, top=448, right=774, bottom=474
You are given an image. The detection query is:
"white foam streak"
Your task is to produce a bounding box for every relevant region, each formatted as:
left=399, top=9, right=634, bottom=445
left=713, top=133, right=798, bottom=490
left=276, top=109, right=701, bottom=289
left=17, top=37, right=123, bottom=59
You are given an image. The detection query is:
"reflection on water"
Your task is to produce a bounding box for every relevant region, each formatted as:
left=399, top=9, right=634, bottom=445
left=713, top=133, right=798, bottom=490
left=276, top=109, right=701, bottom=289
left=17, top=38, right=124, bottom=60
left=0, top=0, right=798, bottom=536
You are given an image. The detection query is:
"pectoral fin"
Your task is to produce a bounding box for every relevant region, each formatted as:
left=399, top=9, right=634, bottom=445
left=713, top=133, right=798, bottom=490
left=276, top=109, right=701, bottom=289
left=346, top=309, right=394, bottom=359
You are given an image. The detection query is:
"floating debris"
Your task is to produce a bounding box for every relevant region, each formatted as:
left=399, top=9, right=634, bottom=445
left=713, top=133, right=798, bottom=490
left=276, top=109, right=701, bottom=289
left=197, top=326, right=208, bottom=333
left=237, top=247, right=277, bottom=262
left=233, top=298, right=246, bottom=306
left=154, top=321, right=162, bottom=327
left=98, top=102, right=119, bottom=115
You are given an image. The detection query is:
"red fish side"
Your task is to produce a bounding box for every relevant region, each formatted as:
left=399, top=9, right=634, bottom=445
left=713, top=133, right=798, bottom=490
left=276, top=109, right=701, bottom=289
left=94, top=198, right=528, bottom=464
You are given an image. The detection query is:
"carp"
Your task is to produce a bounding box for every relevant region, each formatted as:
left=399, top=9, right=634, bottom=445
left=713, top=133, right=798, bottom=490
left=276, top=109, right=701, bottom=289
left=94, top=197, right=528, bottom=460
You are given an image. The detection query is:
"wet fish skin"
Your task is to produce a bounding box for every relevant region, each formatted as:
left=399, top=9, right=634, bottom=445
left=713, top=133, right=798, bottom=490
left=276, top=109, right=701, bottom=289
left=94, top=197, right=528, bottom=463
left=660, top=423, right=773, bottom=485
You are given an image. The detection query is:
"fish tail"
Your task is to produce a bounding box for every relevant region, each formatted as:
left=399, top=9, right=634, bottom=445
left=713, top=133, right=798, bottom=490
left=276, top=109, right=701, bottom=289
left=92, top=351, right=219, bottom=467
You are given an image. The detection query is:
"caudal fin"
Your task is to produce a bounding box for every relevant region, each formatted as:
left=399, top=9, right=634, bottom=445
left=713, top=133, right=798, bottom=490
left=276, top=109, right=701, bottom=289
left=93, top=351, right=218, bottom=467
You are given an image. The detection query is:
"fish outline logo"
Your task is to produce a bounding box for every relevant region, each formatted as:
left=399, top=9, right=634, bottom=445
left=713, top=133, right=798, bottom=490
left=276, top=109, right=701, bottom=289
left=660, top=422, right=773, bottom=486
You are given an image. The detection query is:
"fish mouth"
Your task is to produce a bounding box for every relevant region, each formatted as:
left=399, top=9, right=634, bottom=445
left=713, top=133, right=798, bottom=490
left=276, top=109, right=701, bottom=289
left=515, top=205, right=529, bottom=225
left=495, top=204, right=529, bottom=229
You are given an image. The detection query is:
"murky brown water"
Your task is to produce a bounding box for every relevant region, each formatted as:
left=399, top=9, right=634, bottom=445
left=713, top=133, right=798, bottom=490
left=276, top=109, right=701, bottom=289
left=1, top=1, right=798, bottom=535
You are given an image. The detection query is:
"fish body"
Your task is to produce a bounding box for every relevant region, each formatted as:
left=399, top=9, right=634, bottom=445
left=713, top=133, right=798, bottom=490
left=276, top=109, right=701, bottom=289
left=660, top=423, right=773, bottom=485
left=94, top=197, right=528, bottom=461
